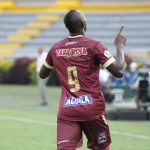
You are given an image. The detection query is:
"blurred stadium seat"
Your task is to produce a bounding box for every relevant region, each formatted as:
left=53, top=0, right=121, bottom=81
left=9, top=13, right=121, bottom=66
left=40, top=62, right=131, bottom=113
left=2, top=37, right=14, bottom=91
left=0, top=0, right=150, bottom=60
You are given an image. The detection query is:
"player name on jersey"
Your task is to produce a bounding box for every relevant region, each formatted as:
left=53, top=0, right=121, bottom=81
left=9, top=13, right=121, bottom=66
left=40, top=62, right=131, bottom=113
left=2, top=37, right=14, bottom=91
left=56, top=47, right=87, bottom=57
left=64, top=94, right=92, bottom=107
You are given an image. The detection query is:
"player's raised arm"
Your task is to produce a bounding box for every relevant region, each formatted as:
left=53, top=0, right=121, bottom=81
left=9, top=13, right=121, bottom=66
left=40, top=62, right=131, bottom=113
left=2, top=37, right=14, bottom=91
left=106, top=25, right=127, bottom=78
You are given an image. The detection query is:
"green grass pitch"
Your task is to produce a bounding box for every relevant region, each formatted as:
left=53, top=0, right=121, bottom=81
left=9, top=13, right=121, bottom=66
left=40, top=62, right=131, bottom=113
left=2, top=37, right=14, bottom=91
left=0, top=85, right=150, bottom=150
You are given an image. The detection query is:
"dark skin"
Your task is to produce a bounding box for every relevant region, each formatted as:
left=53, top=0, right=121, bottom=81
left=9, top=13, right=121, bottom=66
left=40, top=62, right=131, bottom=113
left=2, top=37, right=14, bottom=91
left=39, top=10, right=127, bottom=79
left=39, top=65, right=53, bottom=79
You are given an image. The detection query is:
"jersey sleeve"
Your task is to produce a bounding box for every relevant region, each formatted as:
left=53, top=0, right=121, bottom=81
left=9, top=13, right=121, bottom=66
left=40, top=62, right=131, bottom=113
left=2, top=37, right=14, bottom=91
left=94, top=41, right=115, bottom=68
left=44, top=50, right=54, bottom=69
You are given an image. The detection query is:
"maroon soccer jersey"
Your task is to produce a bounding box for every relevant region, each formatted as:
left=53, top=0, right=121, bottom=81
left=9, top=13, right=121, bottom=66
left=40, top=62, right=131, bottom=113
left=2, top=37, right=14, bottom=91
left=44, top=35, right=115, bottom=121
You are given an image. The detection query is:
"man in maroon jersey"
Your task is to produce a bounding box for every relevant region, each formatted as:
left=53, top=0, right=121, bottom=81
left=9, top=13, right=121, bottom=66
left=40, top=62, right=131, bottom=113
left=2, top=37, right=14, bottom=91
left=39, top=10, right=126, bottom=150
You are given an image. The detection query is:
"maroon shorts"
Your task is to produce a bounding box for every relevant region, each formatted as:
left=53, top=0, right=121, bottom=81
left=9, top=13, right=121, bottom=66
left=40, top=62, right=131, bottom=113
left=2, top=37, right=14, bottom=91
left=57, top=115, right=111, bottom=150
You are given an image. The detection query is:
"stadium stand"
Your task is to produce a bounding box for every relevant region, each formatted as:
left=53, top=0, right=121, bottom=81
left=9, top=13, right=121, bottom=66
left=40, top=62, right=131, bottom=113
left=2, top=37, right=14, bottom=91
left=0, top=0, right=150, bottom=61
left=16, top=0, right=55, bottom=6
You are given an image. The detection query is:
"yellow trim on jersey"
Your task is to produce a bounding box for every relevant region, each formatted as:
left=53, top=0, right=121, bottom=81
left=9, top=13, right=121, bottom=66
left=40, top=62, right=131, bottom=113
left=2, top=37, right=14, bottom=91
left=102, top=115, right=108, bottom=125
left=103, top=57, right=115, bottom=68
left=44, top=61, right=54, bottom=69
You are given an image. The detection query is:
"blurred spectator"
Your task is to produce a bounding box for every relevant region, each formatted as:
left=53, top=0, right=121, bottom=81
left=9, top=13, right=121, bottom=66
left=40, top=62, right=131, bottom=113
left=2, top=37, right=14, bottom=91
left=131, top=63, right=150, bottom=109
left=110, top=70, right=126, bottom=86
left=110, top=62, right=138, bottom=87
left=125, top=62, right=138, bottom=86
left=36, top=47, right=49, bottom=106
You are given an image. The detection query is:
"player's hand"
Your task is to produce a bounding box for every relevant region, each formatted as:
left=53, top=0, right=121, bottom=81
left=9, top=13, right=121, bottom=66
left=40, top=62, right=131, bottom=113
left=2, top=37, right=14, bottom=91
left=114, top=25, right=127, bottom=49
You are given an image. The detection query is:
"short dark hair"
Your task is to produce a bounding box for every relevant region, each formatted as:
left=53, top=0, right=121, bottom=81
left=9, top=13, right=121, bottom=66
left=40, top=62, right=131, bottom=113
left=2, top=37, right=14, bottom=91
left=64, top=10, right=82, bottom=33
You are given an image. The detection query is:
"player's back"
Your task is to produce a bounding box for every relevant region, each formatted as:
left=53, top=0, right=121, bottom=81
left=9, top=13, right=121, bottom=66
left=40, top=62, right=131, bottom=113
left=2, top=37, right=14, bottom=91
left=51, top=36, right=101, bottom=93
left=49, top=36, right=110, bottom=121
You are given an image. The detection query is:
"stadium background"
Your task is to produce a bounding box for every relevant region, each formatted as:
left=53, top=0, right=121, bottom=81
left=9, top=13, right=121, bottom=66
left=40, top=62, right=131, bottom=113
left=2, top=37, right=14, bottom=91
left=0, top=0, right=150, bottom=150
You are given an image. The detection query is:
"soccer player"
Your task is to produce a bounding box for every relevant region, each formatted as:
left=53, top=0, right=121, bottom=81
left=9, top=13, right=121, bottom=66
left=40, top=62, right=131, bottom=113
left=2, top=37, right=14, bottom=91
left=36, top=47, right=49, bottom=106
left=39, top=10, right=126, bottom=150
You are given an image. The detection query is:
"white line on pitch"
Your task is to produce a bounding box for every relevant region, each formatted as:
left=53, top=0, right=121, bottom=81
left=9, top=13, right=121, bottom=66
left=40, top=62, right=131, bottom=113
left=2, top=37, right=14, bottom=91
left=111, top=131, right=150, bottom=140
left=0, top=115, right=150, bottom=140
left=0, top=115, right=55, bottom=126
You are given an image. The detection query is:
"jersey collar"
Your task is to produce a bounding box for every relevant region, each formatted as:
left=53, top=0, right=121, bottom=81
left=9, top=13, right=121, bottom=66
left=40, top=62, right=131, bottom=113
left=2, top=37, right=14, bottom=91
left=68, top=35, right=84, bottom=38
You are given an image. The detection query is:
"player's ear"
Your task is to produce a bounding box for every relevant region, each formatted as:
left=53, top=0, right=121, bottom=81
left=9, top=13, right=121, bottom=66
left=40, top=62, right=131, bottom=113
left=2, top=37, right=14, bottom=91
left=81, top=21, right=86, bottom=32
left=83, top=21, right=87, bottom=32
left=80, top=21, right=84, bottom=28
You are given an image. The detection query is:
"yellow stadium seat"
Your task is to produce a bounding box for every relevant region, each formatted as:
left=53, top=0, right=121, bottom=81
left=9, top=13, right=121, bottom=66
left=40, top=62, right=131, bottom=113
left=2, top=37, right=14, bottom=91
left=0, top=43, right=22, bottom=49
left=7, top=35, right=32, bottom=41
left=56, top=0, right=80, bottom=7
left=17, top=28, right=43, bottom=35
left=27, top=21, right=53, bottom=27
left=0, top=1, right=15, bottom=8
left=37, top=15, right=61, bottom=20
left=75, top=4, right=150, bottom=12
left=0, top=50, right=13, bottom=56
left=5, top=6, right=49, bottom=13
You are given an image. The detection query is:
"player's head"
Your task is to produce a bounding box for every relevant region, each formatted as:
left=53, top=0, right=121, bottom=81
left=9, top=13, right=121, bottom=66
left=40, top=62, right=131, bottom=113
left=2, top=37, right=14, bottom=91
left=64, top=10, right=87, bottom=35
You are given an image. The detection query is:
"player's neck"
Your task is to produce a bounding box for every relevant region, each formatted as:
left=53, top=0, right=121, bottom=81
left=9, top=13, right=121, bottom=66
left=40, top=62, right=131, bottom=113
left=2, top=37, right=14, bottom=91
left=69, top=32, right=85, bottom=37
